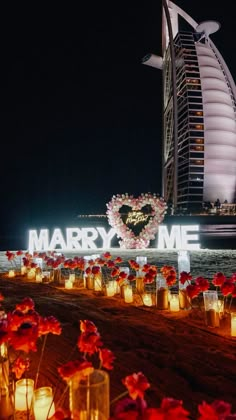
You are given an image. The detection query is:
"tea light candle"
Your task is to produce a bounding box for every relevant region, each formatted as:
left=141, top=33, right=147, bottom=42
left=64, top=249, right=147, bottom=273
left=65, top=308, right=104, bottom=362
left=65, top=279, right=73, bottom=289
left=8, top=270, right=15, bottom=278
left=124, top=286, right=133, bottom=303
left=231, top=313, right=236, bottom=337
left=94, top=275, right=102, bottom=291
left=142, top=293, right=152, bottom=307
left=15, top=378, right=34, bottom=411
left=21, top=266, right=27, bottom=275
left=33, top=387, right=55, bottom=420
left=170, top=294, right=180, bottom=312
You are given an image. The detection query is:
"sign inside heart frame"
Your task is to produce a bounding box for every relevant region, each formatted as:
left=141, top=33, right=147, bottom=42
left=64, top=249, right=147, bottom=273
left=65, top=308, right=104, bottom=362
left=106, top=193, right=167, bottom=249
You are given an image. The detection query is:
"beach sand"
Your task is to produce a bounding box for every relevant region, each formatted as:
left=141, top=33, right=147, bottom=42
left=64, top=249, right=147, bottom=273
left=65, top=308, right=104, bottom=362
left=1, top=272, right=236, bottom=418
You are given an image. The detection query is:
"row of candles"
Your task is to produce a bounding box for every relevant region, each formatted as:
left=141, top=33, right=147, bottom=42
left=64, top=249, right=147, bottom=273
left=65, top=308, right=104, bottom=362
left=8, top=268, right=51, bottom=282
left=7, top=258, right=236, bottom=336
left=14, top=379, right=55, bottom=420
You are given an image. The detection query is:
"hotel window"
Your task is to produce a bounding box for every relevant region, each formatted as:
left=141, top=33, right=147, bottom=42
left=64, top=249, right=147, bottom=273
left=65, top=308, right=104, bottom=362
left=190, top=175, right=204, bottom=180
left=189, top=188, right=203, bottom=194
left=189, top=104, right=203, bottom=110
left=194, top=138, right=204, bottom=144
left=188, top=97, right=202, bottom=103
left=189, top=166, right=204, bottom=172
left=190, top=145, right=204, bottom=151
left=189, top=117, right=204, bottom=123
left=194, top=124, right=204, bottom=130
left=189, top=131, right=204, bottom=137
left=190, top=152, right=204, bottom=159
left=190, top=159, right=204, bottom=165
left=189, top=181, right=203, bottom=186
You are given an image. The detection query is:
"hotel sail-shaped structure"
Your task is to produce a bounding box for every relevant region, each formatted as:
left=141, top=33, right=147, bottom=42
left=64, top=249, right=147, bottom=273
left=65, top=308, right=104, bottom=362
left=143, top=1, right=236, bottom=214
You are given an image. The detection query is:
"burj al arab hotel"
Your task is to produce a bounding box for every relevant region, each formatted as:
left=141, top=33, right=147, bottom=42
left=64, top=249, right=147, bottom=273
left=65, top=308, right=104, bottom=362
left=143, top=1, right=236, bottom=214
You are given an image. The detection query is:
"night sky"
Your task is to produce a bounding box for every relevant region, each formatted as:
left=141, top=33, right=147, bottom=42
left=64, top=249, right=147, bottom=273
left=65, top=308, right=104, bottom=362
left=1, top=1, right=235, bottom=247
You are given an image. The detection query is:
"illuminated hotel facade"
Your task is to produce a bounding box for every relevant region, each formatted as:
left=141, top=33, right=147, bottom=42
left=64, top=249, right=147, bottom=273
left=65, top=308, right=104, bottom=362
left=143, top=1, right=236, bottom=213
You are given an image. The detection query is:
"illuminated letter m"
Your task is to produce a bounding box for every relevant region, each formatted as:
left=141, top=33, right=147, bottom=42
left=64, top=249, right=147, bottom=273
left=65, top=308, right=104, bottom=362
left=28, top=229, right=49, bottom=252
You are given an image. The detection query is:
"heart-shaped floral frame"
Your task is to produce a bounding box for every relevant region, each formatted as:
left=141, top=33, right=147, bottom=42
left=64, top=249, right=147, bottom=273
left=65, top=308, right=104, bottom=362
left=106, top=193, right=167, bottom=249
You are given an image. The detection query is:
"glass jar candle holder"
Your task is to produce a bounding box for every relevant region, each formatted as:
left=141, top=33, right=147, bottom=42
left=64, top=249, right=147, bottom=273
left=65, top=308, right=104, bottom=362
left=36, top=273, right=43, bottom=283
left=21, top=265, right=27, bottom=275
left=69, top=273, right=76, bottom=283
left=52, top=268, right=62, bottom=284
left=94, top=273, right=102, bottom=291
left=136, top=277, right=145, bottom=294
left=124, top=285, right=133, bottom=303
left=8, top=270, right=15, bottom=278
left=85, top=275, right=94, bottom=290
left=203, top=291, right=220, bottom=328
left=169, top=293, right=180, bottom=312
left=27, top=269, right=36, bottom=280
left=142, top=292, right=153, bottom=307
left=179, top=289, right=191, bottom=310
left=65, top=279, right=73, bottom=289
left=156, top=276, right=168, bottom=310
left=106, top=281, right=115, bottom=297
left=33, top=386, right=55, bottom=420
left=14, top=378, right=34, bottom=411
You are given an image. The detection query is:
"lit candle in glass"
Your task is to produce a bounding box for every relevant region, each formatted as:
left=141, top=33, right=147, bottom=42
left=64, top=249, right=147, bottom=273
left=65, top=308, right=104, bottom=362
left=106, top=282, right=115, bottom=297
left=65, top=279, right=73, bottom=289
left=203, top=291, right=220, bottom=327
left=27, top=269, right=36, bottom=280
left=142, top=293, right=152, bottom=307
left=231, top=312, right=236, bottom=337
left=8, top=270, right=15, bottom=278
left=36, top=273, right=42, bottom=282
left=33, top=387, right=55, bottom=420
left=15, top=378, right=34, bottom=411
left=124, top=285, right=133, bottom=303
left=21, top=265, right=27, bottom=275
left=170, top=294, right=180, bottom=312
left=69, top=273, right=75, bottom=283
left=94, top=275, right=102, bottom=291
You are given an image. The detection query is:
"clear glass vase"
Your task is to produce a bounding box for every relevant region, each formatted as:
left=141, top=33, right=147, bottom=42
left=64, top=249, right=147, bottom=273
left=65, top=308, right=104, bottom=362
left=156, top=275, right=168, bottom=309
left=136, top=277, right=145, bottom=294
left=69, top=369, right=109, bottom=420
left=203, top=290, right=220, bottom=327
left=179, top=289, right=191, bottom=310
